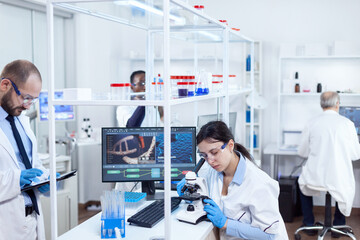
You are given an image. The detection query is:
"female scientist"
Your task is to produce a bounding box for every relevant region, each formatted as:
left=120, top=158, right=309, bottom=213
left=179, top=121, right=288, bottom=240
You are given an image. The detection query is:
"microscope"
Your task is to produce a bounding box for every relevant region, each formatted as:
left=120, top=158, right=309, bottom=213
left=176, top=158, right=210, bottom=224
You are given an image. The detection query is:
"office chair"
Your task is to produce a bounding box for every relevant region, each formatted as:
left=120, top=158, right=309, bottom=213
left=294, top=192, right=356, bottom=240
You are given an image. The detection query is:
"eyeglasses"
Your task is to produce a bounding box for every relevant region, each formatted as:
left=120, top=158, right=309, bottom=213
left=198, top=142, right=228, bottom=161
left=1, top=78, right=38, bottom=106
left=131, top=82, right=146, bottom=87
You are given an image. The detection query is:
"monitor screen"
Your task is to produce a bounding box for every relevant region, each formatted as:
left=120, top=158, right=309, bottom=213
left=38, top=91, right=75, bottom=121
left=197, top=112, right=237, bottom=135
left=339, top=106, right=360, bottom=135
left=102, top=127, right=196, bottom=182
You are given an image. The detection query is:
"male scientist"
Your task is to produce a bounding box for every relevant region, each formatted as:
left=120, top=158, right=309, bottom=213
left=297, top=91, right=360, bottom=237
left=116, top=70, right=146, bottom=127
left=116, top=70, right=163, bottom=127
left=0, top=60, right=51, bottom=240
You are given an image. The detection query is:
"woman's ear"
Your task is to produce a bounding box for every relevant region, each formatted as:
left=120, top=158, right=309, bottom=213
left=228, top=139, right=235, bottom=153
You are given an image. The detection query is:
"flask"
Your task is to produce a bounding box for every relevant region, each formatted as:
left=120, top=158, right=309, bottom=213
left=196, top=70, right=209, bottom=95
left=317, top=83, right=322, bottom=93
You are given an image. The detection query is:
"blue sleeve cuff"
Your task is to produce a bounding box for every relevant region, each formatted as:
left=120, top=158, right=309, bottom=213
left=226, top=219, right=275, bottom=240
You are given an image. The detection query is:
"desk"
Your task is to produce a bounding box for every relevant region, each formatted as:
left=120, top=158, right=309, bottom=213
left=58, top=201, right=215, bottom=240
left=263, top=143, right=298, bottom=179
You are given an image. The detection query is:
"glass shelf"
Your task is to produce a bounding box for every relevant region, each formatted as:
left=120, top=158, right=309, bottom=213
left=280, top=56, right=360, bottom=60
left=280, top=93, right=360, bottom=97
left=52, top=88, right=252, bottom=107
left=52, top=0, right=252, bottom=43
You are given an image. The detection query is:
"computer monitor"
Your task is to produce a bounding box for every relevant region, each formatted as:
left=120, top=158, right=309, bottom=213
left=197, top=112, right=237, bottom=135
left=38, top=91, right=75, bottom=121
left=339, top=106, right=360, bottom=135
left=102, top=127, right=196, bottom=196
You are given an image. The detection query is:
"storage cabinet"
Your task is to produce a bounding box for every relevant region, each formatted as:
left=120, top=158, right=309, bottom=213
left=46, top=1, right=255, bottom=239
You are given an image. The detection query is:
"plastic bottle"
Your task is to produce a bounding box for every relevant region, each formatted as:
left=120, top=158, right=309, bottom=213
left=157, top=74, right=163, bottom=99
left=253, top=131, right=257, bottom=148
left=317, top=83, right=322, bottom=93
left=246, top=55, right=251, bottom=72
left=193, top=5, right=204, bottom=26
left=294, top=72, right=300, bottom=93
left=246, top=106, right=250, bottom=123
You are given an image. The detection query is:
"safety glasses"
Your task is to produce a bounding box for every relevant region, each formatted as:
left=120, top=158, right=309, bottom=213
left=198, top=142, right=228, bottom=161
left=1, top=77, right=38, bottom=106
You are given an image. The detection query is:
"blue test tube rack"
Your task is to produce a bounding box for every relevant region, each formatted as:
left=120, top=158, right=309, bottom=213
left=101, top=217, right=125, bottom=239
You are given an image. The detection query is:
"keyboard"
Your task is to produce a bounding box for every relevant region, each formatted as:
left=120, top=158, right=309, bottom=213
left=127, top=197, right=182, bottom=228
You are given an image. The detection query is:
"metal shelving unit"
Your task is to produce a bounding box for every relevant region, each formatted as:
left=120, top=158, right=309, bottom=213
left=46, top=1, right=255, bottom=239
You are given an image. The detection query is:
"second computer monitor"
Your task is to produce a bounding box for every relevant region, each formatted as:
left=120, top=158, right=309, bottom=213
left=102, top=127, right=196, bottom=183
left=38, top=91, right=75, bottom=121
left=339, top=106, right=360, bottom=135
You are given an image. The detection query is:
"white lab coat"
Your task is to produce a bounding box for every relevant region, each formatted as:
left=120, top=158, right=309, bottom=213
left=298, top=110, right=360, bottom=216
left=0, top=113, right=46, bottom=240
left=200, top=156, right=288, bottom=240
left=116, top=106, right=137, bottom=127
left=116, top=105, right=162, bottom=128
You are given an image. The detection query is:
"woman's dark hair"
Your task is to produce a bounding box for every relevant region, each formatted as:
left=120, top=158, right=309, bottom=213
left=196, top=120, right=252, bottom=160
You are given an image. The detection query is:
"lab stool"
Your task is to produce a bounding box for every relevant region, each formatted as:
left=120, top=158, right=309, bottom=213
left=294, top=192, right=356, bottom=240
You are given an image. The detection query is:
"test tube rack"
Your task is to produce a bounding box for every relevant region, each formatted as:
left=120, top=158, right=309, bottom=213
left=101, top=217, right=125, bottom=239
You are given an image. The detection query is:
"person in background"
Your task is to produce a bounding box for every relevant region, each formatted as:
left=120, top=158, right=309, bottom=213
left=178, top=121, right=288, bottom=240
left=116, top=70, right=146, bottom=127
left=0, top=60, right=55, bottom=240
left=116, top=70, right=163, bottom=128
left=297, top=91, right=360, bottom=238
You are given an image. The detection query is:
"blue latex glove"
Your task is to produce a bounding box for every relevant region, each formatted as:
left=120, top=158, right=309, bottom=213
left=203, top=199, right=227, bottom=229
left=20, top=168, right=43, bottom=187
left=176, top=178, right=186, bottom=196
left=38, top=172, right=60, bottom=193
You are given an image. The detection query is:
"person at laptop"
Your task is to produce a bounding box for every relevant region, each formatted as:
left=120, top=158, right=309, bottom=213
left=0, top=60, right=56, bottom=240
left=297, top=91, right=360, bottom=237
left=178, top=121, right=288, bottom=239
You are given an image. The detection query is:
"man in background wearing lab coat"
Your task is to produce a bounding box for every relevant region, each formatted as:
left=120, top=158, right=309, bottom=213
left=116, top=70, right=146, bottom=127
left=297, top=91, right=360, bottom=237
left=0, top=60, right=50, bottom=240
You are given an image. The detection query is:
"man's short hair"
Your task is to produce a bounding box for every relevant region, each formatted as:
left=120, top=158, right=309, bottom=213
left=0, top=59, right=42, bottom=87
left=130, top=70, right=145, bottom=84
left=320, top=91, right=339, bottom=109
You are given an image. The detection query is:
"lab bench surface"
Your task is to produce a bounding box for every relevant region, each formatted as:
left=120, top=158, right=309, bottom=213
left=58, top=201, right=215, bottom=240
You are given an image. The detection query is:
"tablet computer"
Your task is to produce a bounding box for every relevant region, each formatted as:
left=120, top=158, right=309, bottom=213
left=21, top=169, right=77, bottom=192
